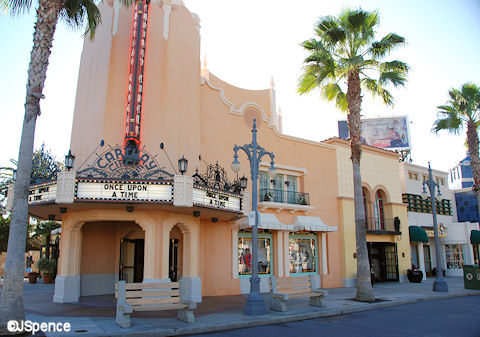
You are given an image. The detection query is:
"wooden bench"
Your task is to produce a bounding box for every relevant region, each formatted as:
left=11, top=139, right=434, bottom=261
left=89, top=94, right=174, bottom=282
left=268, top=275, right=327, bottom=312
left=115, top=280, right=196, bottom=328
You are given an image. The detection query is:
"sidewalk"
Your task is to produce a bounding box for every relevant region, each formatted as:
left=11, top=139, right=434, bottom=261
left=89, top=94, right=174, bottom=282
left=21, top=277, right=480, bottom=336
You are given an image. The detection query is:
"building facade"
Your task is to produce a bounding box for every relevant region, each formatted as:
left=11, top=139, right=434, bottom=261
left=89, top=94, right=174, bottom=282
left=325, top=138, right=411, bottom=286
left=20, top=1, right=345, bottom=303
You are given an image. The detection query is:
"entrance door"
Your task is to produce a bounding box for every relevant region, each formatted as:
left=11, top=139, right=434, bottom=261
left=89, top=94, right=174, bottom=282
left=119, top=239, right=144, bottom=283
left=169, top=238, right=179, bottom=282
left=424, top=245, right=432, bottom=276
left=368, top=242, right=399, bottom=282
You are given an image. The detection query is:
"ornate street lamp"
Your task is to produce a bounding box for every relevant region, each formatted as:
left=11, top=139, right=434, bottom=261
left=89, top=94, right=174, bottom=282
left=232, top=118, right=275, bottom=315
left=178, top=155, right=188, bottom=175
left=422, top=162, right=448, bottom=292
left=65, top=150, right=75, bottom=171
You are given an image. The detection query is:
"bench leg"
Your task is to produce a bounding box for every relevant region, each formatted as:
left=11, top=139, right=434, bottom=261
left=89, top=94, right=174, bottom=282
left=269, top=296, right=287, bottom=312
left=309, top=296, right=326, bottom=307
left=178, top=308, right=195, bottom=323
left=116, top=305, right=132, bottom=328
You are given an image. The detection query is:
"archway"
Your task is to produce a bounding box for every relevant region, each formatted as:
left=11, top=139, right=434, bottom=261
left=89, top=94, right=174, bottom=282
left=169, top=225, right=183, bottom=281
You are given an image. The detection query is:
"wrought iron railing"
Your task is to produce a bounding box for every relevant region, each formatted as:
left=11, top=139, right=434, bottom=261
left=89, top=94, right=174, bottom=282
left=259, top=188, right=310, bottom=206
left=365, top=217, right=400, bottom=233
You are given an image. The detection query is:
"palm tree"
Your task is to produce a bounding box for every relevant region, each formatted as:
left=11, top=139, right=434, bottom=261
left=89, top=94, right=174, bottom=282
left=433, top=83, right=480, bottom=213
left=298, top=9, right=408, bottom=302
left=0, top=0, right=101, bottom=331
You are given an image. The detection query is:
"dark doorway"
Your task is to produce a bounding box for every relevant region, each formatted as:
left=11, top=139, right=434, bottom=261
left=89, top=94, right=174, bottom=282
left=424, top=245, right=432, bottom=276
left=169, top=238, right=179, bottom=282
left=119, top=239, right=144, bottom=283
left=368, top=242, right=399, bottom=282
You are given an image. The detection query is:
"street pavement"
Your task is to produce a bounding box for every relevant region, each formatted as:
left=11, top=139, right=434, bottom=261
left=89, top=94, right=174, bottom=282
left=15, top=276, right=480, bottom=336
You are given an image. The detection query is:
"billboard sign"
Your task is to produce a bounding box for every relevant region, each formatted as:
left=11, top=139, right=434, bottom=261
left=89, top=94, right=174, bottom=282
left=338, top=116, right=411, bottom=151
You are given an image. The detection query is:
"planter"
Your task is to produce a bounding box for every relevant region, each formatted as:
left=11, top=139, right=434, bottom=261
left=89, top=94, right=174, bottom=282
left=28, top=272, right=38, bottom=284
left=42, top=273, right=55, bottom=284
left=407, top=269, right=423, bottom=283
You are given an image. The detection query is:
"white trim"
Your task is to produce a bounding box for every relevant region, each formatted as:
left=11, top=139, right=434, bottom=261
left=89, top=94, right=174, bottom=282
left=321, top=233, right=328, bottom=275
left=258, top=201, right=314, bottom=214
left=112, top=0, right=120, bottom=36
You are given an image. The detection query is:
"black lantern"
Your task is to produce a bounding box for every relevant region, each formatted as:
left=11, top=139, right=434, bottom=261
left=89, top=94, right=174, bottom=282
left=65, top=150, right=75, bottom=171
left=178, top=155, right=188, bottom=175
left=240, top=175, right=248, bottom=190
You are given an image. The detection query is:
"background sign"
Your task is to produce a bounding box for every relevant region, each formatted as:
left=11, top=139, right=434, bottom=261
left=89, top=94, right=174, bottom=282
left=193, top=187, right=241, bottom=212
left=29, top=182, right=57, bottom=204
left=338, top=116, right=411, bottom=151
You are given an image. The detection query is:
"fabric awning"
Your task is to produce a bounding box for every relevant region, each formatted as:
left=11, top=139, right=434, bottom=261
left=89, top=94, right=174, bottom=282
left=471, top=230, right=480, bottom=244
left=51, top=228, right=62, bottom=235
left=238, top=212, right=296, bottom=231
left=293, top=216, right=337, bottom=232
left=409, top=226, right=429, bottom=243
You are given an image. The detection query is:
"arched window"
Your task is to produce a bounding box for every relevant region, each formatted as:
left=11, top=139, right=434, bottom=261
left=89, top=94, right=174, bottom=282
left=363, top=188, right=369, bottom=229
left=374, top=191, right=385, bottom=230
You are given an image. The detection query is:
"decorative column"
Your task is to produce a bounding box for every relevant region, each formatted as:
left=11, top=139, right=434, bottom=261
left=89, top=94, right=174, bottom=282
left=417, top=242, right=426, bottom=280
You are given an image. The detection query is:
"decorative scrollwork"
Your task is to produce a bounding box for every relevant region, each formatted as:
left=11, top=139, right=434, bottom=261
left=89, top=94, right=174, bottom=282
left=193, top=161, right=242, bottom=194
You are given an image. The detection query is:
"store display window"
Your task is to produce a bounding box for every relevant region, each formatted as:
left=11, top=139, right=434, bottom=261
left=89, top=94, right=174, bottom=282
left=289, top=234, right=317, bottom=275
left=445, top=244, right=464, bottom=269
left=238, top=230, right=272, bottom=276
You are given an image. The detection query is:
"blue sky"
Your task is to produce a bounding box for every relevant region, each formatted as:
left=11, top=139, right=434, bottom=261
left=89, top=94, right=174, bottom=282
left=1, top=0, right=480, bottom=173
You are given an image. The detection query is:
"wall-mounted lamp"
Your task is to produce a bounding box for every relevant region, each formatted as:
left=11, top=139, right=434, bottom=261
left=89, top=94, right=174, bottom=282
left=212, top=217, right=218, bottom=223
left=193, top=211, right=200, bottom=217
left=353, top=252, right=357, bottom=259
left=65, top=150, right=75, bottom=171
left=126, top=206, right=134, bottom=213
left=178, top=155, right=188, bottom=175
left=240, top=175, right=248, bottom=190
left=59, top=207, right=67, bottom=214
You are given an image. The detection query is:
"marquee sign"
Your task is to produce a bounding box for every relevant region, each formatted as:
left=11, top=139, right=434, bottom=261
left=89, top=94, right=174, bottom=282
left=193, top=185, right=242, bottom=212
left=28, top=181, right=57, bottom=204
left=75, top=179, right=173, bottom=202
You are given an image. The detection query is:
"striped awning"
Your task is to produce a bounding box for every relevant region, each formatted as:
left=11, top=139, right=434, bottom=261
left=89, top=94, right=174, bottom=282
left=409, top=226, right=429, bottom=243
left=293, top=216, right=337, bottom=232
left=471, top=230, right=480, bottom=244
left=238, top=212, right=296, bottom=231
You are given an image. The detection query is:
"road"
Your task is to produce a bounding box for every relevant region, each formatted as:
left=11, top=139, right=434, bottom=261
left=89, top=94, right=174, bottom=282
left=192, top=295, right=480, bottom=337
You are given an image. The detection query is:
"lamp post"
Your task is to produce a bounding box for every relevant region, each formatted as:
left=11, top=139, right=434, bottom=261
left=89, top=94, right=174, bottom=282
left=232, top=118, right=276, bottom=315
left=422, top=162, right=448, bottom=292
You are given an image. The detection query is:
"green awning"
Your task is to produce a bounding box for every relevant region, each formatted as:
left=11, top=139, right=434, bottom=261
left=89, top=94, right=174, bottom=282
left=471, top=230, right=480, bottom=244
left=409, top=226, right=429, bottom=243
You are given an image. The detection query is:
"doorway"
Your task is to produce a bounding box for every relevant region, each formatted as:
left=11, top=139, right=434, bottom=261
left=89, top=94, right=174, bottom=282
left=169, top=238, right=179, bottom=281
left=368, top=242, right=399, bottom=282
left=119, top=239, right=144, bottom=283
left=423, top=245, right=432, bottom=276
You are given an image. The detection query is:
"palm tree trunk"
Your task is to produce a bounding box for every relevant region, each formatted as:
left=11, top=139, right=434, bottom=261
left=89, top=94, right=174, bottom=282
left=0, top=0, right=60, bottom=332
left=466, top=121, right=480, bottom=220
left=347, top=70, right=374, bottom=302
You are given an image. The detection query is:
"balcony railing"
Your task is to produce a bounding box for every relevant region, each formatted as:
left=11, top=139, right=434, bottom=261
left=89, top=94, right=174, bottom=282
left=259, top=188, right=310, bottom=206
left=365, top=217, right=400, bottom=234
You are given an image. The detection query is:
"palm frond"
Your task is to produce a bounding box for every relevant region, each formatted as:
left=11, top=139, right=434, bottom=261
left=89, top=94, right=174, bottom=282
left=0, top=0, right=32, bottom=16
left=60, top=0, right=101, bottom=38
left=361, top=78, right=394, bottom=106
left=432, top=115, right=463, bottom=134
left=370, top=33, right=406, bottom=58
left=380, top=60, right=409, bottom=72
left=379, top=71, right=406, bottom=87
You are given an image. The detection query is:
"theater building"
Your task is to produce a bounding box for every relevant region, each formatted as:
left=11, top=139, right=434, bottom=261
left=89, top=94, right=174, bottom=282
left=22, top=0, right=343, bottom=303
left=324, top=138, right=411, bottom=286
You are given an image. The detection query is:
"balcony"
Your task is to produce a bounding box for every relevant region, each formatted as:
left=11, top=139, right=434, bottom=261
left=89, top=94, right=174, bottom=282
left=258, top=188, right=314, bottom=214
left=365, top=217, right=401, bottom=235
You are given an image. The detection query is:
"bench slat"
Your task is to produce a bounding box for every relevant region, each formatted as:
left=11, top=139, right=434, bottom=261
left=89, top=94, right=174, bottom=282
left=126, top=289, right=180, bottom=298
left=276, top=276, right=309, bottom=284
left=288, top=292, right=324, bottom=299
left=277, top=281, right=311, bottom=290
left=127, top=296, right=181, bottom=305
left=132, top=303, right=188, bottom=311
left=125, top=282, right=180, bottom=290
left=280, top=288, right=312, bottom=295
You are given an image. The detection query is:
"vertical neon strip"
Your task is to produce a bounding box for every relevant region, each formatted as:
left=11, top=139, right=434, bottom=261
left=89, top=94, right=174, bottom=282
left=124, top=0, right=149, bottom=148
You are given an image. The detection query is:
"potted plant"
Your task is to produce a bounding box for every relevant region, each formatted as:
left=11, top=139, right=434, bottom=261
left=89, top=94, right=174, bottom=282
left=407, top=265, right=423, bottom=283
left=36, top=257, right=57, bottom=284
left=27, top=272, right=38, bottom=284
left=297, top=194, right=307, bottom=205
left=263, top=190, right=273, bottom=201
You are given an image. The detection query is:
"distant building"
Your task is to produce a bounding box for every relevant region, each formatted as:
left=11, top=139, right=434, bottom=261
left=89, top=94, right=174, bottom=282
left=449, top=156, right=479, bottom=223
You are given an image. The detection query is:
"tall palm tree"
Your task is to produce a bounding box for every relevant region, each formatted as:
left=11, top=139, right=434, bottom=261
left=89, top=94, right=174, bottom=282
left=433, top=83, right=480, bottom=213
left=298, top=9, right=408, bottom=302
left=0, top=0, right=101, bottom=331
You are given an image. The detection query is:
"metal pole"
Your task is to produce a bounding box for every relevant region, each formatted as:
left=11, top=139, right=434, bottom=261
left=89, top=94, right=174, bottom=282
left=428, top=162, right=448, bottom=292
left=244, top=119, right=266, bottom=315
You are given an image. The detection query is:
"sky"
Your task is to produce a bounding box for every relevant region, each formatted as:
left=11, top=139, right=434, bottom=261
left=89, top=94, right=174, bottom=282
left=1, top=0, right=479, bottom=174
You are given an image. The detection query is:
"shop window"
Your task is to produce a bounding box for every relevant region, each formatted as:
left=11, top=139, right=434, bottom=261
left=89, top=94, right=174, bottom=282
left=445, top=244, right=464, bottom=270
left=374, top=191, right=385, bottom=230
left=288, top=234, right=317, bottom=274
left=238, top=231, right=272, bottom=276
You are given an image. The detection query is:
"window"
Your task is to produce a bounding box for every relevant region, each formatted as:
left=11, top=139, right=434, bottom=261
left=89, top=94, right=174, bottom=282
left=286, top=175, right=297, bottom=204
left=408, top=171, right=418, bottom=180
left=289, top=234, right=317, bottom=274
left=259, top=172, right=300, bottom=205
left=238, top=231, right=272, bottom=276
left=273, top=174, right=284, bottom=202
left=445, top=244, right=464, bottom=270
left=374, top=191, right=385, bottom=230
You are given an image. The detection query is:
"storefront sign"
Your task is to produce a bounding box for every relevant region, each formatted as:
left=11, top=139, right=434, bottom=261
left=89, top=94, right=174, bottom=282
left=28, top=182, right=57, bottom=204
left=76, top=180, right=172, bottom=202
left=193, top=187, right=241, bottom=212
left=425, top=224, right=447, bottom=238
